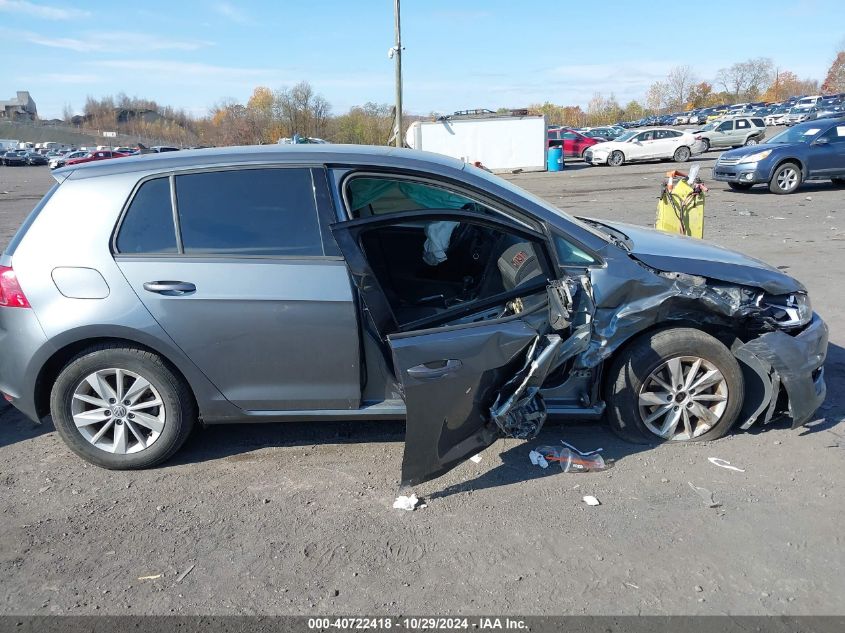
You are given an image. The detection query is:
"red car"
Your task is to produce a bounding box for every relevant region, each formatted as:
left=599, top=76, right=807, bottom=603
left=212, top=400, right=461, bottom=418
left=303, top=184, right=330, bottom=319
left=65, top=150, right=130, bottom=166
left=547, top=128, right=604, bottom=159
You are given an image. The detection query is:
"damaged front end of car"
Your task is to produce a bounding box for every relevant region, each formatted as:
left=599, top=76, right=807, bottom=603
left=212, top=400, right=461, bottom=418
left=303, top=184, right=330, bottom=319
left=574, top=264, right=827, bottom=433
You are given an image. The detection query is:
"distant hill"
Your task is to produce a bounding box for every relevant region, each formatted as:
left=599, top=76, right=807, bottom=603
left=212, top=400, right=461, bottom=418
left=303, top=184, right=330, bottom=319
left=0, top=119, right=175, bottom=148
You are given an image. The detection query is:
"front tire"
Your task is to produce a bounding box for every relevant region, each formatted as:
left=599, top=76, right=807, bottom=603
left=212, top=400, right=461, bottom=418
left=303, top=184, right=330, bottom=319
left=50, top=344, right=196, bottom=469
left=700, top=139, right=711, bottom=152
left=769, top=162, right=801, bottom=194
left=608, top=150, right=625, bottom=167
left=744, top=137, right=759, bottom=146
left=605, top=328, right=744, bottom=444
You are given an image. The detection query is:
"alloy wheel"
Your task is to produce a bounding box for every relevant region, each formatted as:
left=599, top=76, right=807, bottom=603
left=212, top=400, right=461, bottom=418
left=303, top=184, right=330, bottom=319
left=71, top=368, right=166, bottom=454
left=776, top=167, right=799, bottom=192
left=637, top=356, right=728, bottom=441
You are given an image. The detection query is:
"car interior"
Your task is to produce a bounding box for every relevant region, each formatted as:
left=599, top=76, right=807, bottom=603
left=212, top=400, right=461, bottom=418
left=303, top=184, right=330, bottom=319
left=345, top=176, right=550, bottom=329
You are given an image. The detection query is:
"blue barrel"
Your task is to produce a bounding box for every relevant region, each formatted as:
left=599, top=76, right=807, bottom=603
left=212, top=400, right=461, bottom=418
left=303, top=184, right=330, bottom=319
left=547, top=147, right=563, bottom=172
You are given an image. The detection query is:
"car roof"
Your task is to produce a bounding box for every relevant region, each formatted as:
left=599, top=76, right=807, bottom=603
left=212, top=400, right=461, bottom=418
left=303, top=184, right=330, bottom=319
left=53, top=144, right=469, bottom=182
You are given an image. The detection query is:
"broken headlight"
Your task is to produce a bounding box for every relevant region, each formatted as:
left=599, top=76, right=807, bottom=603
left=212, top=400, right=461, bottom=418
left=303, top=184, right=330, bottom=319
left=763, top=292, right=812, bottom=328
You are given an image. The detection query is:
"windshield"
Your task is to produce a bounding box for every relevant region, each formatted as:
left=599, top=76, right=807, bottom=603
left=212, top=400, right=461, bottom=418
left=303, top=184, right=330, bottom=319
left=615, top=131, right=638, bottom=142
left=699, top=121, right=719, bottom=131
left=766, top=125, right=823, bottom=144
left=462, top=163, right=612, bottom=244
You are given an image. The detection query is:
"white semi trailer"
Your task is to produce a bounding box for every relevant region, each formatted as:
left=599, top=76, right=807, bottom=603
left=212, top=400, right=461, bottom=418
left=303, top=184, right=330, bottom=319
left=405, top=113, right=548, bottom=173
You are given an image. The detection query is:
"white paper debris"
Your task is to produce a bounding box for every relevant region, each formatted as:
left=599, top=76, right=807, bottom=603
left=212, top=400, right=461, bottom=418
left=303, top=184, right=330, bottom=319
left=708, top=457, right=745, bottom=472
left=469, top=454, right=482, bottom=464
left=393, top=494, right=421, bottom=511
left=582, top=495, right=601, bottom=506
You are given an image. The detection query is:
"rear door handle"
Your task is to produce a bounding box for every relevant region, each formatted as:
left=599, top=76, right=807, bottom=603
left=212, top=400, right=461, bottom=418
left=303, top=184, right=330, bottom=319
left=143, top=281, right=196, bottom=296
left=406, top=359, right=462, bottom=379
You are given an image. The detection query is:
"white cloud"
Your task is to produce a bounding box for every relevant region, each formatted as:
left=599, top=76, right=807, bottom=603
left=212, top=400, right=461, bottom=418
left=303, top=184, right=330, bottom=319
left=92, top=59, right=278, bottom=82
left=212, top=1, right=252, bottom=24
left=0, top=0, right=89, bottom=20
left=37, top=72, right=99, bottom=84
left=25, top=31, right=213, bottom=52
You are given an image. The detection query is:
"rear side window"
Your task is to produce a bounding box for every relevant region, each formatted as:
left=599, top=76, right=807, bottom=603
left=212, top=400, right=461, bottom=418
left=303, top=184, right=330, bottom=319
left=116, top=178, right=177, bottom=254
left=175, top=168, right=322, bottom=256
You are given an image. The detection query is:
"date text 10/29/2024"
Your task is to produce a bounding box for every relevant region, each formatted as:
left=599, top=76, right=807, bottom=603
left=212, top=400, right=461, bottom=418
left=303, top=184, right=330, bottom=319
left=307, top=617, right=528, bottom=630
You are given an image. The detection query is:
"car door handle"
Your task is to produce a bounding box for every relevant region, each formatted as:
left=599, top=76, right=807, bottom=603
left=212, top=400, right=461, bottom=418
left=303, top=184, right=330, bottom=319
left=406, top=359, right=462, bottom=379
left=143, top=281, right=196, bottom=296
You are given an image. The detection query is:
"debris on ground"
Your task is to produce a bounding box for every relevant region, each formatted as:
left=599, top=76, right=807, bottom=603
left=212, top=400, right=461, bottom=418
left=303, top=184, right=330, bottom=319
left=582, top=495, right=601, bottom=506
left=137, top=574, right=163, bottom=581
left=176, top=564, right=195, bottom=583
left=707, top=457, right=745, bottom=472
left=688, top=482, right=721, bottom=508
left=393, top=494, right=423, bottom=511
left=529, top=442, right=612, bottom=473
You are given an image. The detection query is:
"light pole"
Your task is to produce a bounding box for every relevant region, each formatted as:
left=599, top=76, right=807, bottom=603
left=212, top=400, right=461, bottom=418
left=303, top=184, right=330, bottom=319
left=393, top=0, right=402, bottom=147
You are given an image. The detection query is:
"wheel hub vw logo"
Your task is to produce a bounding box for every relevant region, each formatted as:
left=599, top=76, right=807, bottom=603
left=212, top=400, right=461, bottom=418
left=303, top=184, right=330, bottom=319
left=111, top=405, right=127, bottom=418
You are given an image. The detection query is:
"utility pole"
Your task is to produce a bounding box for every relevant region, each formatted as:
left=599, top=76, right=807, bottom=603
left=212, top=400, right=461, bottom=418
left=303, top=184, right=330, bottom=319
left=393, top=0, right=403, bottom=147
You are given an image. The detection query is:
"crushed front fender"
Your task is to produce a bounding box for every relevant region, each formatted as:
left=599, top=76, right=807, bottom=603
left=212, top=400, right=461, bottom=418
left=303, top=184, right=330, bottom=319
left=733, top=314, right=828, bottom=428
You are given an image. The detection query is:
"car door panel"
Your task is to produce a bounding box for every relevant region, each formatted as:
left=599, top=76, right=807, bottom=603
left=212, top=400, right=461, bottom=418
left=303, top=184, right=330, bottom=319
left=117, top=259, right=361, bottom=411
left=390, top=320, right=542, bottom=486
left=331, top=209, right=578, bottom=485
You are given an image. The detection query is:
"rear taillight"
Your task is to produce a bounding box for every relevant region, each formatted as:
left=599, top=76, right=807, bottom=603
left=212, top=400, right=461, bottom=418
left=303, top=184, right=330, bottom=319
left=0, top=266, right=30, bottom=308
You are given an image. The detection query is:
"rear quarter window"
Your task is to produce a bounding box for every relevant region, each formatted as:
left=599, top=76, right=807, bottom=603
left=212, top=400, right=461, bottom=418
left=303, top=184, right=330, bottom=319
left=116, top=177, right=178, bottom=254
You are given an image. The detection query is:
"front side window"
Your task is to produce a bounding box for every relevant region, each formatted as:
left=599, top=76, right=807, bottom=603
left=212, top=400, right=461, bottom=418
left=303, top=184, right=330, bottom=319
left=718, top=121, right=734, bottom=131
left=116, top=178, right=178, bottom=254
left=346, top=176, right=491, bottom=218
left=818, top=124, right=845, bottom=144
left=562, top=132, right=578, bottom=140
left=175, top=168, right=323, bottom=256
left=637, top=131, right=654, bottom=142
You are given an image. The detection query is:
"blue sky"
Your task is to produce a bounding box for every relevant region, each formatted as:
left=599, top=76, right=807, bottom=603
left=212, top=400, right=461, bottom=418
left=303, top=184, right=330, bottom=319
left=1, top=0, right=842, bottom=119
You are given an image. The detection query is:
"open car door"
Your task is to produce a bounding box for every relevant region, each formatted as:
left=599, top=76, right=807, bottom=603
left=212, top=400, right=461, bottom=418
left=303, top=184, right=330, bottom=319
left=331, top=210, right=581, bottom=486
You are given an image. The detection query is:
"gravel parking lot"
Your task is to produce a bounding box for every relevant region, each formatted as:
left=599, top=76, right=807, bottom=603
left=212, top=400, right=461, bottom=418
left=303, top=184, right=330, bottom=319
left=0, top=156, right=843, bottom=616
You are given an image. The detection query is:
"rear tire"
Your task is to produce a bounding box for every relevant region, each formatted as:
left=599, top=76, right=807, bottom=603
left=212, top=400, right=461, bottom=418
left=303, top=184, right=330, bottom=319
left=832, top=178, right=845, bottom=187
left=769, top=162, right=802, bottom=194
left=728, top=182, right=754, bottom=191
left=673, top=146, right=691, bottom=162
left=605, top=328, right=744, bottom=444
left=50, top=344, right=196, bottom=469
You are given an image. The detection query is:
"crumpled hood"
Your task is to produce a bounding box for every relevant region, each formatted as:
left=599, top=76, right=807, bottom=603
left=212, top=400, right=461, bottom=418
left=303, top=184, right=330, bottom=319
left=593, top=220, right=805, bottom=295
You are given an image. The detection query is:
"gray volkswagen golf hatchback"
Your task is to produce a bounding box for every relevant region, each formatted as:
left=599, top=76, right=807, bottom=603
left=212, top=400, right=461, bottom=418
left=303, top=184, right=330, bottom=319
left=0, top=146, right=828, bottom=485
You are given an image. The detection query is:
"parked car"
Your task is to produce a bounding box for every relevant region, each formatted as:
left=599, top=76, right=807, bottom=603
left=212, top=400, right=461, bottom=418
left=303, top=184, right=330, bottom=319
left=784, top=107, right=817, bottom=126
left=0, top=146, right=826, bottom=484
left=65, top=150, right=130, bottom=166
left=581, top=127, right=619, bottom=141
left=584, top=128, right=701, bottom=166
left=693, top=116, right=767, bottom=151
left=765, top=106, right=791, bottom=126
left=49, top=150, right=87, bottom=169
left=2, top=151, right=25, bottom=166
left=151, top=146, right=179, bottom=153
left=547, top=128, right=603, bottom=158
left=23, top=152, right=47, bottom=166
left=712, top=116, right=845, bottom=194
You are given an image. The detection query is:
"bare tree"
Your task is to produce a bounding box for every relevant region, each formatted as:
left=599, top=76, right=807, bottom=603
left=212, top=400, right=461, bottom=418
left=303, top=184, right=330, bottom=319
left=665, top=65, right=697, bottom=109
left=645, top=81, right=668, bottom=113
left=715, top=58, right=774, bottom=101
